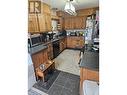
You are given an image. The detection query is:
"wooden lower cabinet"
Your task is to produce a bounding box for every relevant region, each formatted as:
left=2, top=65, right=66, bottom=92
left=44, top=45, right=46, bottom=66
left=31, top=48, right=48, bottom=77
left=60, top=38, right=67, bottom=52
left=80, top=68, right=99, bottom=95
left=47, top=43, right=53, bottom=60
left=67, top=36, right=84, bottom=49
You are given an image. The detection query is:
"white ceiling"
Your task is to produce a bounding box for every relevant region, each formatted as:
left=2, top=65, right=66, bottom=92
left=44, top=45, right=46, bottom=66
left=42, top=0, right=99, bottom=11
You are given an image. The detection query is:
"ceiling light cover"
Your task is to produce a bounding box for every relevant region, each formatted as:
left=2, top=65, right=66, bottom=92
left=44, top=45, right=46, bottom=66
left=64, top=1, right=77, bottom=16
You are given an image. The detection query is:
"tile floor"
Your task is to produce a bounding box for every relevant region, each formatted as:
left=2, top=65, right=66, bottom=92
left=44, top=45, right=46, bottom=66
left=47, top=71, right=80, bottom=95
left=28, top=87, right=48, bottom=95
left=30, top=49, right=80, bottom=95
left=33, top=70, right=60, bottom=93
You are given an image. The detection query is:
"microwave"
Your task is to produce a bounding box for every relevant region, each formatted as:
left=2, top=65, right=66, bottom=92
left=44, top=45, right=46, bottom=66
left=28, top=36, right=42, bottom=47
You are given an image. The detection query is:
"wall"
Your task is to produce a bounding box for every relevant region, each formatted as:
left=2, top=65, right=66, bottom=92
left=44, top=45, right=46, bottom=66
left=28, top=54, right=36, bottom=90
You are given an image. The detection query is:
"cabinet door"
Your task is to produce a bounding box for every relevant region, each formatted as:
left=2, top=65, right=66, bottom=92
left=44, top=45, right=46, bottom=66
left=63, top=38, right=67, bottom=49
left=74, top=17, right=78, bottom=29
left=67, top=37, right=84, bottom=48
left=61, top=18, right=64, bottom=29
left=43, top=50, right=48, bottom=63
left=60, top=39, right=64, bottom=52
left=70, top=17, right=74, bottom=29
left=64, top=18, right=68, bottom=29
left=79, top=17, right=83, bottom=29
left=45, top=14, right=51, bottom=32
left=28, top=14, right=39, bottom=32
left=38, top=14, right=46, bottom=32
left=67, top=37, right=73, bottom=48
left=64, top=18, right=71, bottom=29
left=47, top=43, right=53, bottom=59
left=42, top=3, right=51, bottom=14
left=32, top=52, right=43, bottom=68
left=74, top=17, right=83, bottom=29
left=64, top=16, right=86, bottom=29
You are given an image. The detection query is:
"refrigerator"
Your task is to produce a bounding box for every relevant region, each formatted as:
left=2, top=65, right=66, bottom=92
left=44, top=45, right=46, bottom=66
left=84, top=11, right=99, bottom=51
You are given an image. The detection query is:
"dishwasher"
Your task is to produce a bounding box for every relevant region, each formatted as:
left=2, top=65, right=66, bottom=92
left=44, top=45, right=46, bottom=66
left=52, top=40, right=60, bottom=58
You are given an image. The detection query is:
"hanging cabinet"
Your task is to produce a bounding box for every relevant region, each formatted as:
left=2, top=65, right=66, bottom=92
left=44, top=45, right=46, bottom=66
left=28, top=1, right=51, bottom=33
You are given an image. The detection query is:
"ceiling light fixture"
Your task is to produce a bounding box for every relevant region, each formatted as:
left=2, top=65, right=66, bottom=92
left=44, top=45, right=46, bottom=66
left=64, top=0, right=77, bottom=16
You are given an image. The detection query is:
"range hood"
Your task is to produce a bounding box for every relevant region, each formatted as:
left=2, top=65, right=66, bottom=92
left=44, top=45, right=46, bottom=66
left=64, top=1, right=77, bottom=16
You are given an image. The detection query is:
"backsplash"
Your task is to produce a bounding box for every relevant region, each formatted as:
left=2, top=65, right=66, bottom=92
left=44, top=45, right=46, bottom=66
left=66, top=29, right=85, bottom=36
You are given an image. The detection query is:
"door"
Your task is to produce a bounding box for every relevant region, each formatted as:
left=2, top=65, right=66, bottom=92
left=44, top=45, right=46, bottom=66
left=45, top=14, right=51, bottom=31
left=28, top=14, right=39, bottom=32
left=38, top=14, right=46, bottom=32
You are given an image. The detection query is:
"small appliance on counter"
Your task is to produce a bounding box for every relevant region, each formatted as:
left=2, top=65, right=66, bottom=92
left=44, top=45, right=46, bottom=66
left=70, top=32, right=77, bottom=36
left=28, top=33, right=49, bottom=48
left=66, top=30, right=84, bottom=36
left=59, top=29, right=67, bottom=37
left=28, top=33, right=42, bottom=48
left=47, top=32, right=56, bottom=40
left=40, top=33, right=48, bottom=43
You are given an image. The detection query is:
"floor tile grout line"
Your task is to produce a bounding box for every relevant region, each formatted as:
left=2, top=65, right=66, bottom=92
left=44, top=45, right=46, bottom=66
left=47, top=71, right=71, bottom=94
left=33, top=49, right=81, bottom=94
left=31, top=87, right=48, bottom=95
left=47, top=71, right=62, bottom=94
left=32, top=70, right=61, bottom=94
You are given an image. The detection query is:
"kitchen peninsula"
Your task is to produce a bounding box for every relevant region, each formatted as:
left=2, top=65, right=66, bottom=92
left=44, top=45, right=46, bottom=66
left=79, top=51, right=99, bottom=95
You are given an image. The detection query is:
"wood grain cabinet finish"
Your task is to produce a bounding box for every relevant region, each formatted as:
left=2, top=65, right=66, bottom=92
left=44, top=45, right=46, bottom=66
left=31, top=48, right=48, bottom=77
left=45, top=14, right=52, bottom=32
left=47, top=43, right=53, bottom=60
left=80, top=68, right=99, bottom=95
left=60, top=38, right=67, bottom=52
left=64, top=16, right=86, bottom=29
left=67, top=37, right=84, bottom=48
left=38, top=14, right=46, bottom=32
left=28, top=1, right=51, bottom=33
left=28, top=14, right=40, bottom=32
left=42, top=3, right=51, bottom=14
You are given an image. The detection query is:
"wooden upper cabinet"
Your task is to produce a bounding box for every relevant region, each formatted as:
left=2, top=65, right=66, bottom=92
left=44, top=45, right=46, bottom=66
left=38, top=14, right=46, bottom=32
left=77, top=8, right=97, bottom=16
left=28, top=14, right=39, bottom=32
left=28, top=1, right=51, bottom=33
left=42, top=3, right=51, bottom=14
left=45, top=14, right=51, bottom=32
left=64, top=16, right=86, bottom=29
left=64, top=18, right=69, bottom=29
left=75, top=16, right=86, bottom=29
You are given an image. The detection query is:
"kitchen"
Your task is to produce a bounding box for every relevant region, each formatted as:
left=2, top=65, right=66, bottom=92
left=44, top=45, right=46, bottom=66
left=28, top=0, right=99, bottom=95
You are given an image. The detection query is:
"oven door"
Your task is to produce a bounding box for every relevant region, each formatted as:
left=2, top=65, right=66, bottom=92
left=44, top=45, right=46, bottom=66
left=52, top=41, right=60, bottom=58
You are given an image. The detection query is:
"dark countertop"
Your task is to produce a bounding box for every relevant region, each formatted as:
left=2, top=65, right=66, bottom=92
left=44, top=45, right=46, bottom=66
left=29, top=36, right=83, bottom=55
left=30, top=44, right=48, bottom=55
left=67, top=35, right=84, bottom=37
left=79, top=51, right=99, bottom=71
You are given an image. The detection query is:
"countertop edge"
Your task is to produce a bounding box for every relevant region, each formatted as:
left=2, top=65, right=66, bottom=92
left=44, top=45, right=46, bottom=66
left=79, top=52, right=99, bottom=71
